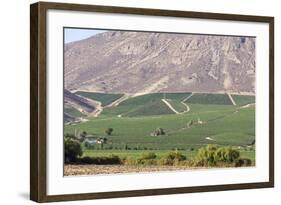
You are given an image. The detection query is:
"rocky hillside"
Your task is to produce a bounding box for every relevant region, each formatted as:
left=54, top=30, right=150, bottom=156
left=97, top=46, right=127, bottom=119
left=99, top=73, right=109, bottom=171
left=64, top=89, right=96, bottom=122
left=64, top=31, right=255, bottom=94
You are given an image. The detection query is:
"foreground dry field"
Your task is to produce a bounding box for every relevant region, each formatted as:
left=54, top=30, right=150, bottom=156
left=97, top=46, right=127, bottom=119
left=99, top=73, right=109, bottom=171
left=64, top=165, right=197, bottom=176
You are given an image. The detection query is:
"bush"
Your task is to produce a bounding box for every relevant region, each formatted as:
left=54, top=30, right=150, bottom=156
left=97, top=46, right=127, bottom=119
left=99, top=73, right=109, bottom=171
left=79, top=155, right=122, bottom=165
left=140, top=152, right=157, bottom=160
left=166, top=151, right=187, bottom=161
left=234, top=158, right=252, bottom=167
left=214, top=147, right=240, bottom=163
left=158, top=151, right=187, bottom=166
left=124, top=158, right=157, bottom=166
left=64, top=133, right=76, bottom=140
left=64, top=139, right=82, bottom=163
left=124, top=158, right=138, bottom=166
left=105, top=128, right=113, bottom=135
left=156, top=128, right=165, bottom=135
left=79, top=156, right=95, bottom=164
left=194, top=145, right=219, bottom=166
left=124, top=152, right=157, bottom=166
left=139, top=159, right=157, bottom=166
left=158, top=157, right=174, bottom=166
left=193, top=145, right=242, bottom=167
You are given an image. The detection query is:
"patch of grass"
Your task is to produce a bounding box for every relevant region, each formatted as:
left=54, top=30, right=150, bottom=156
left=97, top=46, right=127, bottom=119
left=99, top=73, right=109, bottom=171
left=165, top=99, right=187, bottom=112
left=165, top=93, right=192, bottom=101
left=65, top=106, right=254, bottom=150
left=64, top=107, right=85, bottom=118
left=122, top=101, right=174, bottom=117
left=186, top=93, right=232, bottom=105
left=102, top=93, right=192, bottom=117
left=210, top=132, right=255, bottom=146
left=75, top=91, right=123, bottom=106
left=231, top=95, right=255, bottom=106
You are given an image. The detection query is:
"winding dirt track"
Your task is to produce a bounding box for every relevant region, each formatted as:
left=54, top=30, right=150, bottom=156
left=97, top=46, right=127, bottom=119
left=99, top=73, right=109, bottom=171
left=161, top=99, right=179, bottom=114
left=227, top=93, right=237, bottom=105
left=161, top=93, right=193, bottom=114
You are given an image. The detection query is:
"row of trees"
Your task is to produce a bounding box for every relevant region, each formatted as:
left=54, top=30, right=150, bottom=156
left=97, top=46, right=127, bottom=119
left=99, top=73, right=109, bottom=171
left=64, top=138, right=252, bottom=168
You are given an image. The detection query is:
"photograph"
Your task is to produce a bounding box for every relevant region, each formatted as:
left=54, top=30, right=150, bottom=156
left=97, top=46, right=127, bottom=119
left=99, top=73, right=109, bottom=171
left=63, top=28, right=256, bottom=176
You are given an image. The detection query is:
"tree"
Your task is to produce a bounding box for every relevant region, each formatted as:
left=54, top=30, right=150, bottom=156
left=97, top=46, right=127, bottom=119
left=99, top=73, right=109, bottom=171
left=124, top=144, right=129, bottom=150
left=105, top=128, right=113, bottom=135
left=79, top=131, right=87, bottom=142
left=103, top=137, right=108, bottom=144
left=156, top=128, right=165, bottom=135
left=64, top=139, right=82, bottom=163
left=81, top=131, right=87, bottom=138
left=84, top=142, right=90, bottom=149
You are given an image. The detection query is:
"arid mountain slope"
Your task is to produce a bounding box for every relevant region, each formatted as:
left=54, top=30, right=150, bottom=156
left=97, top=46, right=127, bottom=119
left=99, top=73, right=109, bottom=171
left=64, top=89, right=96, bottom=122
left=64, top=31, right=255, bottom=94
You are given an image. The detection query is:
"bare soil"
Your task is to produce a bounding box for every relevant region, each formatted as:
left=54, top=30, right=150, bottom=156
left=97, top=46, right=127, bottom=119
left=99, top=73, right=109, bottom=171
left=64, top=165, right=197, bottom=176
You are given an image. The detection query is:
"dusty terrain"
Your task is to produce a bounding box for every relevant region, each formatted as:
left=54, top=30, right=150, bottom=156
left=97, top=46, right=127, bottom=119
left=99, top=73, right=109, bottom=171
left=64, top=165, right=197, bottom=176
left=64, top=31, right=255, bottom=94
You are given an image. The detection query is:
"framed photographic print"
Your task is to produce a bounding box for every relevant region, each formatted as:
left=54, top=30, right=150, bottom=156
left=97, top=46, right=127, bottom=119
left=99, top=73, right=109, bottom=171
left=30, top=1, right=274, bottom=202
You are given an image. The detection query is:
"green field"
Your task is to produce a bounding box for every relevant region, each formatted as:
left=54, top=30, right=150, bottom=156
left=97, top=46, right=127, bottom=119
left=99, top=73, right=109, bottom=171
left=75, top=91, right=124, bottom=106
left=64, top=107, right=85, bottom=117
left=186, top=93, right=232, bottom=105
left=65, top=92, right=255, bottom=151
left=102, top=92, right=192, bottom=117
left=231, top=95, right=255, bottom=106
left=122, top=101, right=174, bottom=117
left=166, top=99, right=187, bottom=112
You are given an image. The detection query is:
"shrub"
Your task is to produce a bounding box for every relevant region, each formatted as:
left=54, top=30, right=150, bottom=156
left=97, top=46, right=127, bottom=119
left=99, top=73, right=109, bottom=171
left=214, top=147, right=240, bottom=163
left=139, top=159, right=157, bottom=166
left=234, top=158, right=252, bottom=167
left=81, top=131, right=87, bottom=137
left=79, top=156, right=94, bottom=164
left=156, top=128, right=165, bottom=135
left=193, top=145, right=242, bottom=167
left=83, top=141, right=90, bottom=149
left=158, top=151, right=187, bottom=166
left=151, top=128, right=166, bottom=136
left=140, top=152, right=157, bottom=160
left=79, top=155, right=122, bottom=165
left=124, top=152, right=158, bottom=166
left=64, top=133, right=76, bottom=140
left=124, top=144, right=129, bottom=150
left=64, top=139, right=82, bottom=163
left=166, top=151, right=187, bottom=161
left=124, top=158, right=138, bottom=166
left=124, top=158, right=157, bottom=166
left=158, top=157, right=174, bottom=166
left=105, top=128, right=113, bottom=135
left=194, top=145, right=219, bottom=166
